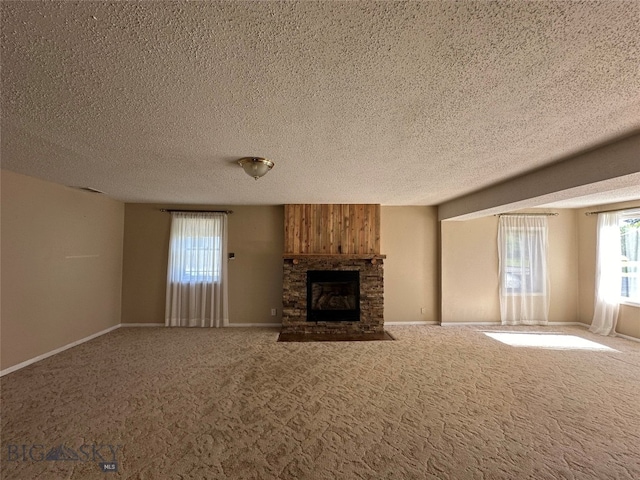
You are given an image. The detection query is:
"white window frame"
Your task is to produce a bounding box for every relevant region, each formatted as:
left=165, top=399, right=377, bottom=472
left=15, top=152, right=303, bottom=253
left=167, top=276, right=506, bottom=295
left=619, top=211, right=640, bottom=307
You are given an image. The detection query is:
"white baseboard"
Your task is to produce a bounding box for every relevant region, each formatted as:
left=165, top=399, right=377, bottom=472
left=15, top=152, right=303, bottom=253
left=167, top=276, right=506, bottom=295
left=120, top=323, right=164, bottom=327
left=440, top=322, right=501, bottom=326
left=227, top=323, right=282, bottom=328
left=385, top=321, right=439, bottom=326
left=0, top=324, right=120, bottom=377
left=616, top=332, right=640, bottom=343
left=124, top=322, right=282, bottom=328
left=548, top=322, right=589, bottom=327
left=440, top=321, right=591, bottom=327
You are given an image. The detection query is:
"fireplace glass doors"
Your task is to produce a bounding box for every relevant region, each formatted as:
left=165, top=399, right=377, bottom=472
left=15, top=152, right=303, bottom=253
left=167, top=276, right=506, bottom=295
left=307, top=270, right=360, bottom=322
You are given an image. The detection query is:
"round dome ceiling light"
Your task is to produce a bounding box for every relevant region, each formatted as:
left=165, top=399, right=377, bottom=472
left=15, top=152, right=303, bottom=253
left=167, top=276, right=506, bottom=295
left=237, top=157, right=274, bottom=180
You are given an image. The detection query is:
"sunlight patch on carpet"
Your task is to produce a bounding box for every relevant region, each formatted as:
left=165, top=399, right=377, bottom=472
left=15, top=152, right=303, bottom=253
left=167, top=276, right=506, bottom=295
left=483, top=332, right=617, bottom=351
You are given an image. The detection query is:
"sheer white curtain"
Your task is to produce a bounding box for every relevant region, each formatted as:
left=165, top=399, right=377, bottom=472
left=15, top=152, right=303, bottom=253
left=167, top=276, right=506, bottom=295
left=590, top=212, right=621, bottom=336
left=165, top=212, right=228, bottom=327
left=498, top=215, right=549, bottom=325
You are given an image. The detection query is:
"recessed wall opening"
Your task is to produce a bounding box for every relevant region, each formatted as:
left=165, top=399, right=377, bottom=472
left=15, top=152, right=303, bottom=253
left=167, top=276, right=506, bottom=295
left=307, top=270, right=360, bottom=322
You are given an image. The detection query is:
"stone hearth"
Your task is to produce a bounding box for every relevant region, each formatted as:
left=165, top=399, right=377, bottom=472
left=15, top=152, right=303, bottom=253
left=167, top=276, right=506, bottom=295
left=282, top=256, right=384, bottom=335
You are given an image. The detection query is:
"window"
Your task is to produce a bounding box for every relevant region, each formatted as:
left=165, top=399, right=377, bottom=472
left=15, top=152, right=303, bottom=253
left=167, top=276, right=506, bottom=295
left=620, top=214, right=640, bottom=303
left=181, top=236, right=221, bottom=282
left=500, top=228, right=547, bottom=294
left=167, top=213, right=225, bottom=285
left=165, top=211, right=228, bottom=328
left=497, top=215, right=550, bottom=325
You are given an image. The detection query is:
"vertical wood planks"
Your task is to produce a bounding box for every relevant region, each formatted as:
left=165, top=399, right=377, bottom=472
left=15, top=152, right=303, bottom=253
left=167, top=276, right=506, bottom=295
left=293, top=204, right=301, bottom=254
left=283, top=204, right=380, bottom=254
left=371, top=204, right=378, bottom=252
left=340, top=204, right=348, bottom=254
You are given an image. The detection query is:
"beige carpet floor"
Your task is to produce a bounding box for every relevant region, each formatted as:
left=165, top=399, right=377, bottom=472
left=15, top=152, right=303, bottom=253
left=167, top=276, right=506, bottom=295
left=1, top=325, right=639, bottom=480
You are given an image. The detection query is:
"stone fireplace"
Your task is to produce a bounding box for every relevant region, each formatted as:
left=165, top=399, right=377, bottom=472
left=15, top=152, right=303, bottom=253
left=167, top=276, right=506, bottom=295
left=281, top=203, right=385, bottom=336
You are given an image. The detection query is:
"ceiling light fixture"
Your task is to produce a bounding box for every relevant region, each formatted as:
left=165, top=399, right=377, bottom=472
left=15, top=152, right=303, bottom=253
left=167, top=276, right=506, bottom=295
left=237, top=157, right=274, bottom=180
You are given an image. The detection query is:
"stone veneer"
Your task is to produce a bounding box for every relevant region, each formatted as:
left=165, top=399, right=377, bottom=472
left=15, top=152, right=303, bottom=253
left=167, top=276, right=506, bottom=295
left=282, top=257, right=384, bottom=335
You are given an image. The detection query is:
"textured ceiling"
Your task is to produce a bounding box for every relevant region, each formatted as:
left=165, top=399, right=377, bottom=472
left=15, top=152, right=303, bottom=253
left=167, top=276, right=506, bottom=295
left=1, top=1, right=639, bottom=206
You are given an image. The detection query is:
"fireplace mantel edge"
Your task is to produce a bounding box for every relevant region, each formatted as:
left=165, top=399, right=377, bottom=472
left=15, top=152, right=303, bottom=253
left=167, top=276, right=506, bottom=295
left=283, top=254, right=386, bottom=260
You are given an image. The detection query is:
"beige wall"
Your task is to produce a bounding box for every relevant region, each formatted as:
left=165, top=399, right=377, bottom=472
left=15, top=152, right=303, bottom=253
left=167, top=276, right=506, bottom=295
left=441, top=210, right=579, bottom=324
left=123, top=204, right=440, bottom=326
left=441, top=216, right=500, bottom=323
left=577, top=200, right=640, bottom=339
left=121, top=204, right=284, bottom=325
left=381, top=206, right=439, bottom=323
left=1, top=170, right=124, bottom=371
left=616, top=304, right=640, bottom=339
left=548, top=210, right=580, bottom=323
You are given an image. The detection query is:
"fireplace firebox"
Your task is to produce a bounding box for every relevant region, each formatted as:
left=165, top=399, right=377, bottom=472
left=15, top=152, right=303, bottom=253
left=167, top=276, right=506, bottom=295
left=307, top=270, right=360, bottom=322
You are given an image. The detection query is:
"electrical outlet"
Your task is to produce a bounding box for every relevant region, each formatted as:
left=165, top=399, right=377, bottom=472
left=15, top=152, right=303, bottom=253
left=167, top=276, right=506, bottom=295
left=420, top=307, right=426, bottom=315
left=271, top=308, right=277, bottom=316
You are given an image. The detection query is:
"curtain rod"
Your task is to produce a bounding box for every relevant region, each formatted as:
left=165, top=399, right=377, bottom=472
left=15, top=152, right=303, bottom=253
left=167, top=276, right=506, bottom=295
left=160, top=209, right=233, bottom=214
left=585, top=206, right=640, bottom=216
left=494, top=213, right=558, bottom=217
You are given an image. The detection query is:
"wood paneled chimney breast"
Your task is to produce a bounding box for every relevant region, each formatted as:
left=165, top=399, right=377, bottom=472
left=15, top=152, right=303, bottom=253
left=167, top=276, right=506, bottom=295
left=284, top=204, right=381, bottom=255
